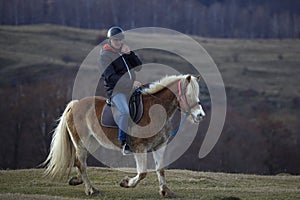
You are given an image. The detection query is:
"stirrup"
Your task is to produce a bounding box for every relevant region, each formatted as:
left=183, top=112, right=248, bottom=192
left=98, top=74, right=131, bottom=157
left=122, top=144, right=132, bottom=155
left=106, top=98, right=113, bottom=106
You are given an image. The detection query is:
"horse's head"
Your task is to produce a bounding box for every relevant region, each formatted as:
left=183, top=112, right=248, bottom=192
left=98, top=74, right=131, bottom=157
left=178, top=75, right=206, bottom=123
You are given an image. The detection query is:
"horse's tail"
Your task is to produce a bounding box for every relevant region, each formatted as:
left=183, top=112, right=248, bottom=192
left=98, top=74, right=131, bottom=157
left=42, top=100, right=78, bottom=179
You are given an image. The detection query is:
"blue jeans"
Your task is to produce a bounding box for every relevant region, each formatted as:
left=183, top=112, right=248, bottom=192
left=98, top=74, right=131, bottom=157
left=111, top=93, right=129, bottom=141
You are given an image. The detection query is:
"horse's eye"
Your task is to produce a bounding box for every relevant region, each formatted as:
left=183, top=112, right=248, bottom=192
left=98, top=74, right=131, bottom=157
left=197, top=101, right=201, bottom=105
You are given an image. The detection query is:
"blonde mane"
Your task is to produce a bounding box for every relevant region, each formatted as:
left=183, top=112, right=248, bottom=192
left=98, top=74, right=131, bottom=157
left=142, top=75, right=199, bottom=100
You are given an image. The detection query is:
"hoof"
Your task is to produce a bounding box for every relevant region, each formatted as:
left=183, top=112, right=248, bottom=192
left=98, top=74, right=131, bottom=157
left=85, top=187, right=101, bottom=196
left=119, top=176, right=130, bottom=188
left=68, top=176, right=83, bottom=186
left=160, top=185, right=176, bottom=198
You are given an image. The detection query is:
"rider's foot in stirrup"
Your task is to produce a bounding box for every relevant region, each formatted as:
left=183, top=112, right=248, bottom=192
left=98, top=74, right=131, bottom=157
left=122, top=143, right=132, bottom=155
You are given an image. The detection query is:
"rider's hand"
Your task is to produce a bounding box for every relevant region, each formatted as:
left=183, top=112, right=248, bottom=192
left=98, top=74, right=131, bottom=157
left=121, top=44, right=130, bottom=54
left=133, top=81, right=142, bottom=88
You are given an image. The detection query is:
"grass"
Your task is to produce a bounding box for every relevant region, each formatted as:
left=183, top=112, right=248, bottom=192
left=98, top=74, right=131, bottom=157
left=0, top=167, right=299, bottom=200
left=1, top=25, right=300, bottom=199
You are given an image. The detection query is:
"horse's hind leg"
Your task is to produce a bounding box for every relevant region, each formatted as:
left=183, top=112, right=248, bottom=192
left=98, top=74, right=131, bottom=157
left=68, top=157, right=83, bottom=186
left=74, top=147, right=100, bottom=196
left=153, top=145, right=176, bottom=198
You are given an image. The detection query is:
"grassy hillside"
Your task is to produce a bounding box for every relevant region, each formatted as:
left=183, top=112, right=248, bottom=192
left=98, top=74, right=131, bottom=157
left=0, top=24, right=300, bottom=174
left=1, top=24, right=299, bottom=99
left=1, top=24, right=299, bottom=94
left=0, top=24, right=104, bottom=86
left=0, top=168, right=299, bottom=200
left=0, top=26, right=300, bottom=199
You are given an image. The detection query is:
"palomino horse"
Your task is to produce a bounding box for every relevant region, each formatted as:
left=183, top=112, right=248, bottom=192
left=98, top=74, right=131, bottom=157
left=43, top=74, right=205, bottom=198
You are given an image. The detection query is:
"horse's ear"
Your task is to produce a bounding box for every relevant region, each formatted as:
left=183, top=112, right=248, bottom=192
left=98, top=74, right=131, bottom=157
left=186, top=75, right=191, bottom=83
left=195, top=74, right=201, bottom=81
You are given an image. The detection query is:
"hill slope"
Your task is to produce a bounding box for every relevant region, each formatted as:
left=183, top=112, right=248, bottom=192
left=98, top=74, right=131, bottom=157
left=0, top=168, right=299, bottom=200
left=0, top=25, right=300, bottom=174
left=0, top=24, right=103, bottom=86
left=1, top=24, right=299, bottom=97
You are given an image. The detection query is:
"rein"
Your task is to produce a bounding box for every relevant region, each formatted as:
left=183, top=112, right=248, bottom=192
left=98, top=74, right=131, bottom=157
left=171, top=113, right=188, bottom=136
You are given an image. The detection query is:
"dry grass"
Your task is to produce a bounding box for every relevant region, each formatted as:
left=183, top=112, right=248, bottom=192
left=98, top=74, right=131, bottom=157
left=0, top=168, right=299, bottom=200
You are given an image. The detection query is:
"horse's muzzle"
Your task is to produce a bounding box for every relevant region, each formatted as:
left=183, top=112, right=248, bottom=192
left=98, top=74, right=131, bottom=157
left=192, top=111, right=205, bottom=123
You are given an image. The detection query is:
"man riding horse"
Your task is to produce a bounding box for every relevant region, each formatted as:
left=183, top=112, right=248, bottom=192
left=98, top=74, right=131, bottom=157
left=99, top=26, right=142, bottom=155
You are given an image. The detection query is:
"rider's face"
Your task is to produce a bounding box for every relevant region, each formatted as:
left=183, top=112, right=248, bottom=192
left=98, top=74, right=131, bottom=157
left=110, top=38, right=123, bottom=49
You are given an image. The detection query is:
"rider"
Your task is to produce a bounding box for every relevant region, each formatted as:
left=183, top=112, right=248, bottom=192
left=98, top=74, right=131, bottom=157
left=99, top=26, right=142, bottom=155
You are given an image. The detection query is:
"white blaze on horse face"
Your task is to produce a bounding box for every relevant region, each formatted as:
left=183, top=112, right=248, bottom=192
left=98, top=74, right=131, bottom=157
left=199, top=104, right=206, bottom=117
left=191, top=98, right=205, bottom=123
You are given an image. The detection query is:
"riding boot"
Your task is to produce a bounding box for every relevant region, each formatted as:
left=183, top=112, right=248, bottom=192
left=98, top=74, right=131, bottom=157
left=121, top=140, right=132, bottom=155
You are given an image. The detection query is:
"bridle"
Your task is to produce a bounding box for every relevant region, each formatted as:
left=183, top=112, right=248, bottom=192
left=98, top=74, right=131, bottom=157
left=177, top=80, right=201, bottom=115
left=139, top=78, right=203, bottom=136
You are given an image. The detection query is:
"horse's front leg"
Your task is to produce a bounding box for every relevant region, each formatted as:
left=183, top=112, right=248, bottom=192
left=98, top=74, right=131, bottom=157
left=153, top=145, right=176, bottom=198
left=120, top=152, right=147, bottom=188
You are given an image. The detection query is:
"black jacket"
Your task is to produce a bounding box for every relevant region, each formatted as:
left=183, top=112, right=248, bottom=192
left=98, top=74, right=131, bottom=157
left=99, top=44, right=142, bottom=98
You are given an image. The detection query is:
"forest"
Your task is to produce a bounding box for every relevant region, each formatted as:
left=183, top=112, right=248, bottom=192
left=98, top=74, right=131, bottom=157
left=0, top=0, right=299, bottom=38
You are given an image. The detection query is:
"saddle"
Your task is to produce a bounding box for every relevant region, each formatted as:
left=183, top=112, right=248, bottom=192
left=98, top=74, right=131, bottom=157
left=101, top=89, right=143, bottom=128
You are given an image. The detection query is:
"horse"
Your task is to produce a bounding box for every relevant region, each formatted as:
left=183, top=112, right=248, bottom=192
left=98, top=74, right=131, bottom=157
left=42, top=74, right=206, bottom=198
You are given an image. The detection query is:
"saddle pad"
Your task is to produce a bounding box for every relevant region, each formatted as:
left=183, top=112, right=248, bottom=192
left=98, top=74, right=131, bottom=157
left=101, top=91, right=143, bottom=128
left=101, top=104, right=118, bottom=128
